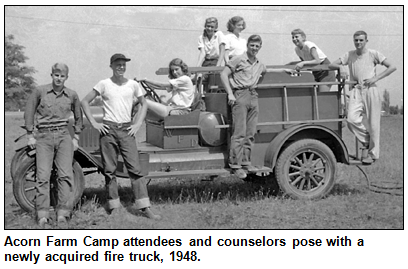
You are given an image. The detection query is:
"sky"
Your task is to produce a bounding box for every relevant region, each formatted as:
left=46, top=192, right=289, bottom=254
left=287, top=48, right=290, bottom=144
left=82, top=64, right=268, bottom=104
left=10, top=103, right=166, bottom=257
left=4, top=6, right=404, bottom=106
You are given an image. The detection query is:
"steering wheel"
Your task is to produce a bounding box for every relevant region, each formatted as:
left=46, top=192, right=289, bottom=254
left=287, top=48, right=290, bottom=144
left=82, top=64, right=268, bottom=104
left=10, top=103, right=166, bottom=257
left=135, top=78, right=162, bottom=103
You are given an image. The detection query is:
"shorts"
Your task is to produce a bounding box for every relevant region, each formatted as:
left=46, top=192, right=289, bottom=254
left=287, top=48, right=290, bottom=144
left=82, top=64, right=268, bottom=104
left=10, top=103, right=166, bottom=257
left=202, top=58, right=218, bottom=67
left=167, top=106, right=191, bottom=116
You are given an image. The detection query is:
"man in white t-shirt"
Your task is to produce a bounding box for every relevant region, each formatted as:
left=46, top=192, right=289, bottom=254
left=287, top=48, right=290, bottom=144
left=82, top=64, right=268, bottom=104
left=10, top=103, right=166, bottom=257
left=81, top=53, right=160, bottom=220
left=329, top=31, right=396, bottom=164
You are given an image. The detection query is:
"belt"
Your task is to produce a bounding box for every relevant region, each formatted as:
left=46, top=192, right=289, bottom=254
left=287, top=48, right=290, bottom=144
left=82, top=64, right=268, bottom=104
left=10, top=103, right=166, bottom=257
left=354, top=84, right=370, bottom=90
left=234, top=88, right=257, bottom=93
left=37, top=126, right=68, bottom=132
left=103, top=120, right=131, bottom=128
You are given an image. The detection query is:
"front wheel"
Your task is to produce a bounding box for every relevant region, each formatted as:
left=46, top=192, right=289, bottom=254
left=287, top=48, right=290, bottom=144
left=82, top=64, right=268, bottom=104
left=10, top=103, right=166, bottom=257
left=275, top=139, right=336, bottom=199
left=12, top=154, right=85, bottom=213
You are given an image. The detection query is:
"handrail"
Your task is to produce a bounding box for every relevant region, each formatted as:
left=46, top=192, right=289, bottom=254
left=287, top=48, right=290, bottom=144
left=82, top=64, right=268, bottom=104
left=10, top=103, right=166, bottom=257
left=156, top=66, right=224, bottom=75
left=156, top=64, right=340, bottom=75
left=214, top=118, right=346, bottom=129
left=257, top=81, right=357, bottom=89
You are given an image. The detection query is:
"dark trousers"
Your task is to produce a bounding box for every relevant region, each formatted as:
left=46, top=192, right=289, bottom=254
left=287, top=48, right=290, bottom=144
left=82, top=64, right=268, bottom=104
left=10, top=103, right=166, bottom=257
left=35, top=128, right=73, bottom=219
left=100, top=122, right=150, bottom=210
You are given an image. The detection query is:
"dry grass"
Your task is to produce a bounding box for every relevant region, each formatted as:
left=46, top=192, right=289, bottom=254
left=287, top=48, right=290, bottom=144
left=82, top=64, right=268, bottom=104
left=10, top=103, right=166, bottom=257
left=4, top=114, right=403, bottom=229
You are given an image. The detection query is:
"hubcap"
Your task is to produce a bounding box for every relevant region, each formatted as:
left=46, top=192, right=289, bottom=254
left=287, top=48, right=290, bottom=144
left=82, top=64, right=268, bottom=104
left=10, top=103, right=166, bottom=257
left=288, top=151, right=327, bottom=192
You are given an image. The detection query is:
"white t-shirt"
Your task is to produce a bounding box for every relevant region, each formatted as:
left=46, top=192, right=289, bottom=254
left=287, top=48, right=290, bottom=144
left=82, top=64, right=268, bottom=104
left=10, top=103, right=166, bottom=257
left=224, top=32, right=247, bottom=58
left=339, top=49, right=386, bottom=85
left=93, top=78, right=143, bottom=123
left=295, top=41, right=327, bottom=63
left=198, top=31, right=226, bottom=60
left=168, top=75, right=195, bottom=108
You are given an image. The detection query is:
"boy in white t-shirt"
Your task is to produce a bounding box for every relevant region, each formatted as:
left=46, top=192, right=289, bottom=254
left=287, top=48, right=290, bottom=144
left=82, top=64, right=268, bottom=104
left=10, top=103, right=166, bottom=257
left=81, top=53, right=160, bottom=220
left=291, top=29, right=336, bottom=92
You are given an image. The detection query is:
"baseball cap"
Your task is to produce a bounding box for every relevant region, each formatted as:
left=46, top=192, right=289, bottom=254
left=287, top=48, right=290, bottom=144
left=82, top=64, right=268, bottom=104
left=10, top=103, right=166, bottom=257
left=110, top=53, right=131, bottom=64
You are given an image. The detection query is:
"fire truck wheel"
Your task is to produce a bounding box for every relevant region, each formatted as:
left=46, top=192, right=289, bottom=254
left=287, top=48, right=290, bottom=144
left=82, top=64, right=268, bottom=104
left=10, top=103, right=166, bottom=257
left=13, top=155, right=85, bottom=213
left=275, top=139, right=336, bottom=199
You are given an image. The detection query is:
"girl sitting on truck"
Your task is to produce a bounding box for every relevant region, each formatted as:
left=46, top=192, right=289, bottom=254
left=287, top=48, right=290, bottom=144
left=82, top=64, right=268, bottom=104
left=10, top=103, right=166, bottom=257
left=140, top=58, right=195, bottom=119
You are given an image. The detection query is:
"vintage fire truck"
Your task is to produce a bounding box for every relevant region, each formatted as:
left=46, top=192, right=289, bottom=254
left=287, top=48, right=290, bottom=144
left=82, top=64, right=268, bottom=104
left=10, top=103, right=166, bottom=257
left=11, top=65, right=363, bottom=213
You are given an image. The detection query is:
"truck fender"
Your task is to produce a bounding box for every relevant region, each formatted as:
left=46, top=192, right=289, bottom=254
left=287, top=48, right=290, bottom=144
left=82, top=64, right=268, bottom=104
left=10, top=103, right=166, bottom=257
left=264, top=124, right=349, bottom=169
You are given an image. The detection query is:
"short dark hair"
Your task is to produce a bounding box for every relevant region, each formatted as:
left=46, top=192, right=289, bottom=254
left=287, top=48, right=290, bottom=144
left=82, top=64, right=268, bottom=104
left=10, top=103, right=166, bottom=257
left=227, top=16, right=246, bottom=32
left=247, top=34, right=262, bottom=45
left=168, top=58, right=189, bottom=79
left=353, top=30, right=368, bottom=39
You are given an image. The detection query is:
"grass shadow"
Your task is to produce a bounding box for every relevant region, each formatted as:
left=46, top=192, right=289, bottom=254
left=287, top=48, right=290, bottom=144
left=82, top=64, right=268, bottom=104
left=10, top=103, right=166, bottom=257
left=329, top=183, right=366, bottom=196
left=80, top=175, right=281, bottom=207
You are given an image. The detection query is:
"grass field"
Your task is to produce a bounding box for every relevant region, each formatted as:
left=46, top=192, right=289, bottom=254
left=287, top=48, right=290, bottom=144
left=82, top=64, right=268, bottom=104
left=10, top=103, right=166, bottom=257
left=3, top=113, right=403, bottom=229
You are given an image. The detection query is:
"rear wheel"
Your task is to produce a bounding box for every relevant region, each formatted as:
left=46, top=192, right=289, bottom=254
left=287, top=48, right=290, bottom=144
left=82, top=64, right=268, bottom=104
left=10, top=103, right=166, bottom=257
left=275, top=139, right=336, bottom=199
left=13, top=154, right=85, bottom=213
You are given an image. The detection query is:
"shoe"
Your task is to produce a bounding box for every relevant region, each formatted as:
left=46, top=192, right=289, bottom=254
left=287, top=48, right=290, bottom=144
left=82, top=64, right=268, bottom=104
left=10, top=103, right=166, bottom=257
left=57, top=216, right=69, bottom=229
left=110, top=206, right=139, bottom=221
left=232, top=168, right=247, bottom=179
left=242, top=165, right=258, bottom=173
left=362, top=156, right=376, bottom=165
left=141, top=207, right=161, bottom=220
left=38, top=217, right=51, bottom=229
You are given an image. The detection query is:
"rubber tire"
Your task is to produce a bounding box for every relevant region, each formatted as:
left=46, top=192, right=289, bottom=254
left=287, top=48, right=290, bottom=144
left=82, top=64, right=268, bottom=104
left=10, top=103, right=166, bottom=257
left=12, top=154, right=85, bottom=213
left=275, top=139, right=336, bottom=199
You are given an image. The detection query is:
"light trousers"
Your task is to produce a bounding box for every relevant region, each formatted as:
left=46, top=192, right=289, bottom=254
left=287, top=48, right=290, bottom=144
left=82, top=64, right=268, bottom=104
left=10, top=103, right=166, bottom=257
left=347, top=86, right=381, bottom=159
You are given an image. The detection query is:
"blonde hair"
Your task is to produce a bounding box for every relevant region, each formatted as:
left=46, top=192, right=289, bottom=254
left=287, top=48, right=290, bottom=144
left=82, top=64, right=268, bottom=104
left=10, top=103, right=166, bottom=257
left=291, top=29, right=306, bottom=39
left=203, top=17, right=218, bottom=38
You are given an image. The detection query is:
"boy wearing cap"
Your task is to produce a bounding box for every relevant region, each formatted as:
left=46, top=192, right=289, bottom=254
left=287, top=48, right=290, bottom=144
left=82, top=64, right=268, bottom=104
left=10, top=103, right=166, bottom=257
left=81, top=53, right=160, bottom=220
left=24, top=63, right=83, bottom=228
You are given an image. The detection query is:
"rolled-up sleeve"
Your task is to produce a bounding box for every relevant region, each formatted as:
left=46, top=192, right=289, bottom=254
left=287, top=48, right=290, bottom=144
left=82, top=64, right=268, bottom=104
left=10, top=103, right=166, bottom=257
left=71, top=92, right=83, bottom=134
left=24, top=89, right=40, bottom=132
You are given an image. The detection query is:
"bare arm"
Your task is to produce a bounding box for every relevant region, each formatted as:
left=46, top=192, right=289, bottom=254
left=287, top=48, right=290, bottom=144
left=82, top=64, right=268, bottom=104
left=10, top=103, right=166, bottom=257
left=196, top=48, right=206, bottom=67
left=220, top=66, right=236, bottom=105
left=329, top=59, right=349, bottom=80
left=374, top=59, right=396, bottom=81
left=266, top=68, right=294, bottom=74
left=295, top=47, right=321, bottom=71
left=141, top=78, right=171, bottom=91
left=217, top=43, right=226, bottom=66
left=128, top=95, right=147, bottom=137
left=81, top=89, right=110, bottom=135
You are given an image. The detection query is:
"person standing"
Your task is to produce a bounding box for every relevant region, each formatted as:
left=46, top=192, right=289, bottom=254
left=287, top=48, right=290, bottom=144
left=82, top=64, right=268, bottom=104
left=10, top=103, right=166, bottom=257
left=24, top=63, right=83, bottom=228
left=196, top=17, right=226, bottom=67
left=81, top=53, right=160, bottom=220
left=220, top=35, right=293, bottom=179
left=223, top=16, right=247, bottom=62
left=329, top=30, right=396, bottom=164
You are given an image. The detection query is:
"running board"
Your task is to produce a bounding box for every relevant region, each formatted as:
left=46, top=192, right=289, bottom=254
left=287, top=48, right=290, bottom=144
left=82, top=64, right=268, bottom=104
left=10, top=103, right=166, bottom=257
left=145, top=166, right=272, bottom=179
left=348, top=155, right=373, bottom=166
